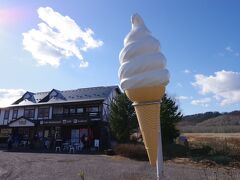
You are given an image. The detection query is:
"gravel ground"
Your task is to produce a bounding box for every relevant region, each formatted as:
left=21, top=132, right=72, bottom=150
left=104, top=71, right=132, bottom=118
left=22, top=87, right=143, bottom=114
left=0, top=150, right=240, bottom=180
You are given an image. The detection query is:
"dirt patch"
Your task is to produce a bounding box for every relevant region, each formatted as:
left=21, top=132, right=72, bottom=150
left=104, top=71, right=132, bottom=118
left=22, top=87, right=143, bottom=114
left=0, top=150, right=239, bottom=180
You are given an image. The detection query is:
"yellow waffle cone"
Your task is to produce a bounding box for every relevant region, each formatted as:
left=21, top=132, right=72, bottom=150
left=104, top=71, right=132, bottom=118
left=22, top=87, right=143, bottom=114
left=126, top=85, right=165, bottom=166
left=126, top=85, right=165, bottom=103
left=135, top=102, right=160, bottom=166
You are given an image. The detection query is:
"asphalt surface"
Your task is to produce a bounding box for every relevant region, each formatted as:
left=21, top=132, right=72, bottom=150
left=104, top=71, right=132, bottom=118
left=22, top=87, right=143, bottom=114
left=0, top=150, right=239, bottom=180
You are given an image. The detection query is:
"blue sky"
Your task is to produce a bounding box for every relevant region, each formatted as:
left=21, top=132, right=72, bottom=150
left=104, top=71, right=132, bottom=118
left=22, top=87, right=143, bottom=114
left=0, top=0, right=240, bottom=115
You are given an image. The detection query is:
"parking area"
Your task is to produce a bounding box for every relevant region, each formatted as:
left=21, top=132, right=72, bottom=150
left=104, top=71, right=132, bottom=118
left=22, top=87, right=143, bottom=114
left=0, top=150, right=155, bottom=180
left=0, top=150, right=240, bottom=180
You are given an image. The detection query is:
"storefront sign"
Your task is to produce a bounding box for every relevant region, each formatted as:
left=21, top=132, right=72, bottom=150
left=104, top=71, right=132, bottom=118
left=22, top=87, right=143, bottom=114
left=78, top=119, right=87, bottom=123
left=0, top=128, right=12, bottom=137
left=91, top=118, right=101, bottom=121
left=41, top=119, right=88, bottom=125
left=1, top=128, right=12, bottom=134
left=94, top=139, right=99, bottom=148
left=42, top=120, right=62, bottom=125
left=62, top=120, right=73, bottom=124
left=73, top=119, right=78, bottom=124
left=9, top=118, right=35, bottom=127
left=19, top=119, right=26, bottom=125
left=67, top=120, right=72, bottom=124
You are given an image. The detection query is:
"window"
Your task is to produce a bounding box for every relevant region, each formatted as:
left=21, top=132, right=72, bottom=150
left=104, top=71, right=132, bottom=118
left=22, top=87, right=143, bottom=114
left=55, top=127, right=61, bottom=139
left=89, top=112, right=98, bottom=117
left=76, top=107, right=84, bottom=114
left=63, top=107, right=69, bottom=114
left=12, top=109, right=18, bottom=119
left=86, top=107, right=99, bottom=112
left=38, top=107, right=49, bottom=118
left=4, top=109, right=10, bottom=119
left=53, top=106, right=63, bottom=115
left=70, top=107, right=76, bottom=114
left=24, top=108, right=35, bottom=118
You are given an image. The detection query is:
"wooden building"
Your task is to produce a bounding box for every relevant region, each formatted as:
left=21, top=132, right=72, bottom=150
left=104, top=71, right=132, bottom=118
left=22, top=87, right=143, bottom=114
left=0, top=86, right=120, bottom=150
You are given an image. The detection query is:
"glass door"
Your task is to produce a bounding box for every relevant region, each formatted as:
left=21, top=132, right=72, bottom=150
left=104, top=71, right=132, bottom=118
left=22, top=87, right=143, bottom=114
left=71, top=129, right=80, bottom=143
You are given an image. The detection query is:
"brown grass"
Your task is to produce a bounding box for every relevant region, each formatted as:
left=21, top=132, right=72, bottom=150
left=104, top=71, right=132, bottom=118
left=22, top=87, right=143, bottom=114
left=183, top=133, right=240, bottom=166
left=184, top=133, right=240, bottom=154
left=113, top=143, right=148, bottom=161
left=184, top=133, right=240, bottom=138
left=178, top=125, right=240, bottom=133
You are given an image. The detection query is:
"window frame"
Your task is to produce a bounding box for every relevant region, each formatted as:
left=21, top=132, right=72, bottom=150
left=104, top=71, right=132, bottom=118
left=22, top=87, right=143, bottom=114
left=38, top=107, right=50, bottom=119
left=4, top=109, right=10, bottom=120
left=24, top=108, right=35, bottom=118
left=76, top=107, right=84, bottom=114
left=69, top=107, right=76, bottom=114
left=12, top=108, right=18, bottom=119
left=63, top=107, right=69, bottom=115
left=53, top=106, right=63, bottom=115
left=86, top=106, right=99, bottom=113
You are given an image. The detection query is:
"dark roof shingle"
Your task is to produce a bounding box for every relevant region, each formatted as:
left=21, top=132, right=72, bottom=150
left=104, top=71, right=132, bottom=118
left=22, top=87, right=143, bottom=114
left=11, top=86, right=119, bottom=107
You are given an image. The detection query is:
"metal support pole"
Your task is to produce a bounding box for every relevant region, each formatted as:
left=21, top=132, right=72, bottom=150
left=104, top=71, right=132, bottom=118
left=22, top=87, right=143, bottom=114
left=157, top=123, right=164, bottom=180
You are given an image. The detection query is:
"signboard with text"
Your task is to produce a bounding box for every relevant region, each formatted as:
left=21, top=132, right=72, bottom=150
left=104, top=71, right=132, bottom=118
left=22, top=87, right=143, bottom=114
left=0, top=128, right=12, bottom=137
left=40, top=119, right=88, bottom=125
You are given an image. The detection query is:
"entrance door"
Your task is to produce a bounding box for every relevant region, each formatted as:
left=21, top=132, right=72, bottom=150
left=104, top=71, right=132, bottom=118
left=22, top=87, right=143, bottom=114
left=17, top=128, right=30, bottom=140
left=71, top=129, right=80, bottom=143
left=79, top=128, right=88, bottom=140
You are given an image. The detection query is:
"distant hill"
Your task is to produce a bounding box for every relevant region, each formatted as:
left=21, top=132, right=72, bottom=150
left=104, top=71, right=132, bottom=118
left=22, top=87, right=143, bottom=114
left=197, top=114, right=240, bottom=126
left=178, top=111, right=222, bottom=126
left=178, top=111, right=240, bottom=133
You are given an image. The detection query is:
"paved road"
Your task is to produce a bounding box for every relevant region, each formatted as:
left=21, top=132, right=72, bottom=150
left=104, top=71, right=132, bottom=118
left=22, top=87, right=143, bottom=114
left=0, top=150, right=239, bottom=180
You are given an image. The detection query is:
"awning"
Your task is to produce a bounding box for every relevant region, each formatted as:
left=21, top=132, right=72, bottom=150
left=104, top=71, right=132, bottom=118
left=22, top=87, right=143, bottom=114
left=8, top=117, right=35, bottom=127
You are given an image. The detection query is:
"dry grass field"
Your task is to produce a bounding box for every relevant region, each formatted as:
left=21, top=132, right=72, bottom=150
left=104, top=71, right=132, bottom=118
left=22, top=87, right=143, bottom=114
left=184, top=133, right=240, bottom=152
left=184, top=133, right=240, bottom=139
left=182, top=133, right=240, bottom=167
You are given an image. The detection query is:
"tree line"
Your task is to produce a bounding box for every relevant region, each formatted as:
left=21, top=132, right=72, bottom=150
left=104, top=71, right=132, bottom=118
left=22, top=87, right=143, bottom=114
left=109, top=93, right=182, bottom=145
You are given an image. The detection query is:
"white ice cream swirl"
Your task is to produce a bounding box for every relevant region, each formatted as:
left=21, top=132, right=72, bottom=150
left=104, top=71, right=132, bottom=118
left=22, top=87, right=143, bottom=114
left=119, top=14, right=170, bottom=90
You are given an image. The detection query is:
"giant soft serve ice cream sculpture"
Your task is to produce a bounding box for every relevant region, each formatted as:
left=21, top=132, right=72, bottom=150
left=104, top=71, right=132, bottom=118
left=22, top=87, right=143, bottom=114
left=119, top=14, right=170, bottom=166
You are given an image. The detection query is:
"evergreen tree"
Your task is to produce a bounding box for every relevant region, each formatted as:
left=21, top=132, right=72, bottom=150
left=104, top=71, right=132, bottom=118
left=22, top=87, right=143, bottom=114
left=109, top=93, right=138, bottom=142
left=160, top=94, right=182, bottom=145
left=109, top=93, right=182, bottom=144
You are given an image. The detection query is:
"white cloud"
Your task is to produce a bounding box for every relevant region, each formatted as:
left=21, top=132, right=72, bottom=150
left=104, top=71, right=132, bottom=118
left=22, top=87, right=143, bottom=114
left=22, top=7, right=103, bottom=68
left=183, top=69, right=191, bottom=74
left=223, top=46, right=240, bottom=57
left=176, top=82, right=183, bottom=88
left=225, top=46, right=233, bottom=52
left=218, top=46, right=240, bottom=58
left=191, top=98, right=211, bottom=107
left=175, top=96, right=191, bottom=100
left=192, top=70, right=240, bottom=105
left=235, top=52, right=240, bottom=57
left=0, top=89, right=25, bottom=107
left=217, top=52, right=225, bottom=57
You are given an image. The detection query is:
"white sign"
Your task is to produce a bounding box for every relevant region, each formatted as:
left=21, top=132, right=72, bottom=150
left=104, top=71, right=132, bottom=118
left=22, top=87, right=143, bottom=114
left=94, top=139, right=99, bottom=148
left=19, top=119, right=26, bottom=125
left=1, top=128, right=12, bottom=134
left=9, top=118, right=35, bottom=127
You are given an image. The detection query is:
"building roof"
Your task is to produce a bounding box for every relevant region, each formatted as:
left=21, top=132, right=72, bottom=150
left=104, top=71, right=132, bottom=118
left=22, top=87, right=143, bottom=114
left=10, top=86, right=120, bottom=107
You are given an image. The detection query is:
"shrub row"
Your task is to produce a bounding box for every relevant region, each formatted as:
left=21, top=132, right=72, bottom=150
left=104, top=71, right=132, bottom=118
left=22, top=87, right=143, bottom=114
left=114, top=144, right=148, bottom=161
